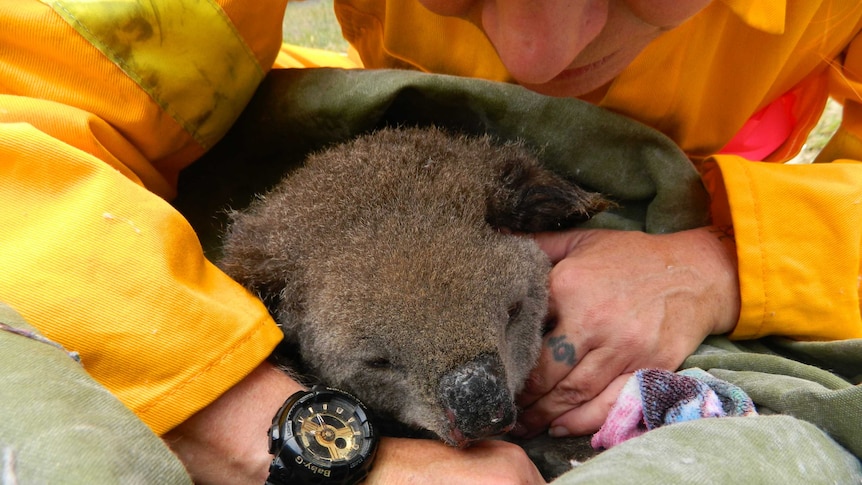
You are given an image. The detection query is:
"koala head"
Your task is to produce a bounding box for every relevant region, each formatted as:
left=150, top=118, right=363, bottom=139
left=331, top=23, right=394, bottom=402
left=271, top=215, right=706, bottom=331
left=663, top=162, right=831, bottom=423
left=220, top=127, right=608, bottom=447
left=300, top=222, right=550, bottom=444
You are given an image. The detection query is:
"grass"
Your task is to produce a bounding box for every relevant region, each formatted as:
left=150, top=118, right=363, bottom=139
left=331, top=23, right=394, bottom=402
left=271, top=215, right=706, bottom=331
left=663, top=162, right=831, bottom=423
left=282, top=0, right=348, bottom=53
left=280, top=1, right=841, bottom=162
left=789, top=98, right=842, bottom=163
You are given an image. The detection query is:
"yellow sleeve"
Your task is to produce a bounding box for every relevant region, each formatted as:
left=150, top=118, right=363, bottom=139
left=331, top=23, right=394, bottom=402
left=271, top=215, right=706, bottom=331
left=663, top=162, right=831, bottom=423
left=713, top=29, right=862, bottom=341
left=0, top=114, right=284, bottom=435
left=274, top=43, right=361, bottom=69
left=0, top=0, right=286, bottom=435
left=710, top=155, right=862, bottom=341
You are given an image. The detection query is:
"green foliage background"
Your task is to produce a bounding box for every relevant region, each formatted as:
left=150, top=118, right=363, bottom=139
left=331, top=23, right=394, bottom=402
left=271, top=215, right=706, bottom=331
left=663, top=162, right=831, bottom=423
left=282, top=0, right=348, bottom=53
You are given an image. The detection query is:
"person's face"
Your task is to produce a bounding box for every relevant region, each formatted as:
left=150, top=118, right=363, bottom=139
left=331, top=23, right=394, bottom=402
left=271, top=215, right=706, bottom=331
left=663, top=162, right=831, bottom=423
left=418, top=0, right=712, bottom=97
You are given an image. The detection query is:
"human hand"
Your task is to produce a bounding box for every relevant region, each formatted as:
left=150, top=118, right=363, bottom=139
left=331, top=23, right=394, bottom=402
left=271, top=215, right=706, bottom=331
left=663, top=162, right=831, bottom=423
left=367, top=437, right=546, bottom=485
left=514, top=226, right=740, bottom=438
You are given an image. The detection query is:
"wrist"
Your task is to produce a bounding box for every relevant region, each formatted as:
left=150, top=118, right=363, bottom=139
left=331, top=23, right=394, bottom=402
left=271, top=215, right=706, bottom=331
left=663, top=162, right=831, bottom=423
left=164, top=361, right=304, bottom=485
left=692, top=225, right=740, bottom=335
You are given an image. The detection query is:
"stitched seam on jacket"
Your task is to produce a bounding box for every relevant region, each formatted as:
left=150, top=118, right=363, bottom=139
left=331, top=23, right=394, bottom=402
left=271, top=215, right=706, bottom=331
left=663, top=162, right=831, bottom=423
left=134, top=315, right=272, bottom=418
left=741, top=161, right=769, bottom=335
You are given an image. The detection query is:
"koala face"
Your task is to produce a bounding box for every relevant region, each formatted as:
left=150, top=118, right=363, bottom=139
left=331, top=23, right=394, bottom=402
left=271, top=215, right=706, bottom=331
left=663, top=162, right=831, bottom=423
left=220, top=127, right=608, bottom=448
left=293, top=225, right=550, bottom=446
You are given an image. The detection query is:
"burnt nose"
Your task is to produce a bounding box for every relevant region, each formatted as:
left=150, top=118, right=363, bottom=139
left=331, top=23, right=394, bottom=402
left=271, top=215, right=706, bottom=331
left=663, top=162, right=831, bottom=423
left=439, top=354, right=516, bottom=441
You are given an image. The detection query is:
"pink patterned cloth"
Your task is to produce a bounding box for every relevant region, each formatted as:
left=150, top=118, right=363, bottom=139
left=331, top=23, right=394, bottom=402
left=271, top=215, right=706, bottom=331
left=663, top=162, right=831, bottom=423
left=591, top=368, right=757, bottom=450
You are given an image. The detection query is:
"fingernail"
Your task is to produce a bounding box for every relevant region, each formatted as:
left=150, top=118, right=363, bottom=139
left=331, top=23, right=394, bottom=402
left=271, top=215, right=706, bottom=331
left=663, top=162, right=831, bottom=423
left=549, top=426, right=571, bottom=438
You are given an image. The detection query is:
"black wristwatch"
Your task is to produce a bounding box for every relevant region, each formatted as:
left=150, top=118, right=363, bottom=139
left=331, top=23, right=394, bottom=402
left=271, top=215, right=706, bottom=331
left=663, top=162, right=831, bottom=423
left=266, top=385, right=379, bottom=485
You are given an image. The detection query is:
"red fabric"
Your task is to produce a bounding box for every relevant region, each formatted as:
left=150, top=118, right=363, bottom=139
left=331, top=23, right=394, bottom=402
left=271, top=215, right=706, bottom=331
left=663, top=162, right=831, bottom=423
left=719, top=91, right=797, bottom=161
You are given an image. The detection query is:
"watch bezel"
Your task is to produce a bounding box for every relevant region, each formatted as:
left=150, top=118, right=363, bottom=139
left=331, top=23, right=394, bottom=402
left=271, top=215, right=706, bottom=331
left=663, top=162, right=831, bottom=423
left=268, top=386, right=378, bottom=485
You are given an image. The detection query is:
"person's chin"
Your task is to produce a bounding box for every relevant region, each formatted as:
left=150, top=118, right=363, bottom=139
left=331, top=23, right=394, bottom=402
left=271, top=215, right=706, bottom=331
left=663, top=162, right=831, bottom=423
left=519, top=74, right=609, bottom=98
left=517, top=51, right=625, bottom=99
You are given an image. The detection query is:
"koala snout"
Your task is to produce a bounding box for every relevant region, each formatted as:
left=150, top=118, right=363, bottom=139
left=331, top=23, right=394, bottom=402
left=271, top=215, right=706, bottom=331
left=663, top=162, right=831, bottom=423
left=438, top=354, right=516, bottom=446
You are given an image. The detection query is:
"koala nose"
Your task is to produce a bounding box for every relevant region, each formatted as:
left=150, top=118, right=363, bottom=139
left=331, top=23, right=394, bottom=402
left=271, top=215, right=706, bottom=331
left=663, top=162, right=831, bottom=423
left=439, top=354, right=516, bottom=445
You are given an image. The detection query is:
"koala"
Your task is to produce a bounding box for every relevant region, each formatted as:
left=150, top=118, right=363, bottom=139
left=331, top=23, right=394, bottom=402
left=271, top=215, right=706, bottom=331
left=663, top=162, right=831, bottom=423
left=219, top=126, right=608, bottom=451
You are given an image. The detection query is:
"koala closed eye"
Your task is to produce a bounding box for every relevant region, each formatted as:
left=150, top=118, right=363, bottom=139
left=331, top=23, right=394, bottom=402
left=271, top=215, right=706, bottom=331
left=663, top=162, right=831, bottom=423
left=507, top=301, right=523, bottom=323
left=365, top=357, right=396, bottom=370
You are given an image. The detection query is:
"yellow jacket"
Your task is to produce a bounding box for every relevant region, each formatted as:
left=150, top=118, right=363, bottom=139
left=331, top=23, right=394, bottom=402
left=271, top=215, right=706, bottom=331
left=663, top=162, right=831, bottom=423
left=0, top=0, right=292, bottom=435
left=334, top=0, right=862, bottom=341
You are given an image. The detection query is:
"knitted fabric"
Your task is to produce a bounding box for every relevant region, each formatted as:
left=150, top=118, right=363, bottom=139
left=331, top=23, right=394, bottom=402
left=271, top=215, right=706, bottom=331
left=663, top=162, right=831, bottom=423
left=592, top=368, right=757, bottom=449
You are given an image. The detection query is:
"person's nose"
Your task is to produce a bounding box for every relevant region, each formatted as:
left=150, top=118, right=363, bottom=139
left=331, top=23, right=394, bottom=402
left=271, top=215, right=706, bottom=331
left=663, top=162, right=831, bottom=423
left=479, top=0, right=609, bottom=84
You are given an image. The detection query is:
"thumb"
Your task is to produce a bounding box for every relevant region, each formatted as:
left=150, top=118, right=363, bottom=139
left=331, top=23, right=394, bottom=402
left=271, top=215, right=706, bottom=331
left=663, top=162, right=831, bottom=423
left=532, top=229, right=592, bottom=264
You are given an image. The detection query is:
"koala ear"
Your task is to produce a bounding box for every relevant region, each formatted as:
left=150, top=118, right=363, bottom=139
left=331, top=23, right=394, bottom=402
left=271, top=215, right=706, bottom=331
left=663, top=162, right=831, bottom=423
left=220, top=251, right=288, bottom=313
left=486, top=157, right=611, bottom=233
left=219, top=213, right=300, bottom=320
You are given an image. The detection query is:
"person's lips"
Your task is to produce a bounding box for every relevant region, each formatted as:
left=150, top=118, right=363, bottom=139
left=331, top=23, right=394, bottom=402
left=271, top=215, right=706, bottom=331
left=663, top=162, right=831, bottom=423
left=557, top=51, right=617, bottom=80
left=519, top=48, right=629, bottom=97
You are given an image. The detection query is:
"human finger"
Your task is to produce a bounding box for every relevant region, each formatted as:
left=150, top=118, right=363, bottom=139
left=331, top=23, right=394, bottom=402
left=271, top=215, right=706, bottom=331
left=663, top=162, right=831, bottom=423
left=547, top=373, right=630, bottom=437
left=531, top=230, right=593, bottom=264
left=516, top=346, right=627, bottom=436
left=517, top=256, right=592, bottom=408
left=517, top=326, right=585, bottom=410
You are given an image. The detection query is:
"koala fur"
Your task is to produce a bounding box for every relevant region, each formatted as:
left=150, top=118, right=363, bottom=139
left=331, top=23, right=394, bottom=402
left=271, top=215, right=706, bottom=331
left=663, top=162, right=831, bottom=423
left=220, top=126, right=608, bottom=451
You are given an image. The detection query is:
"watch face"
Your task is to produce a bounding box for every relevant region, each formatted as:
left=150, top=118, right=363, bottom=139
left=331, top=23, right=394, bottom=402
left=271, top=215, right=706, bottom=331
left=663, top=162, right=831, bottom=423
left=293, top=395, right=370, bottom=465
left=282, top=389, right=377, bottom=472
left=268, top=387, right=378, bottom=485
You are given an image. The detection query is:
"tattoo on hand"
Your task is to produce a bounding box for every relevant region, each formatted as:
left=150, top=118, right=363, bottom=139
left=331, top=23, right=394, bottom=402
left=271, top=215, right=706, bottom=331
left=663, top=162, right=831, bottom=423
left=548, top=335, right=576, bottom=367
